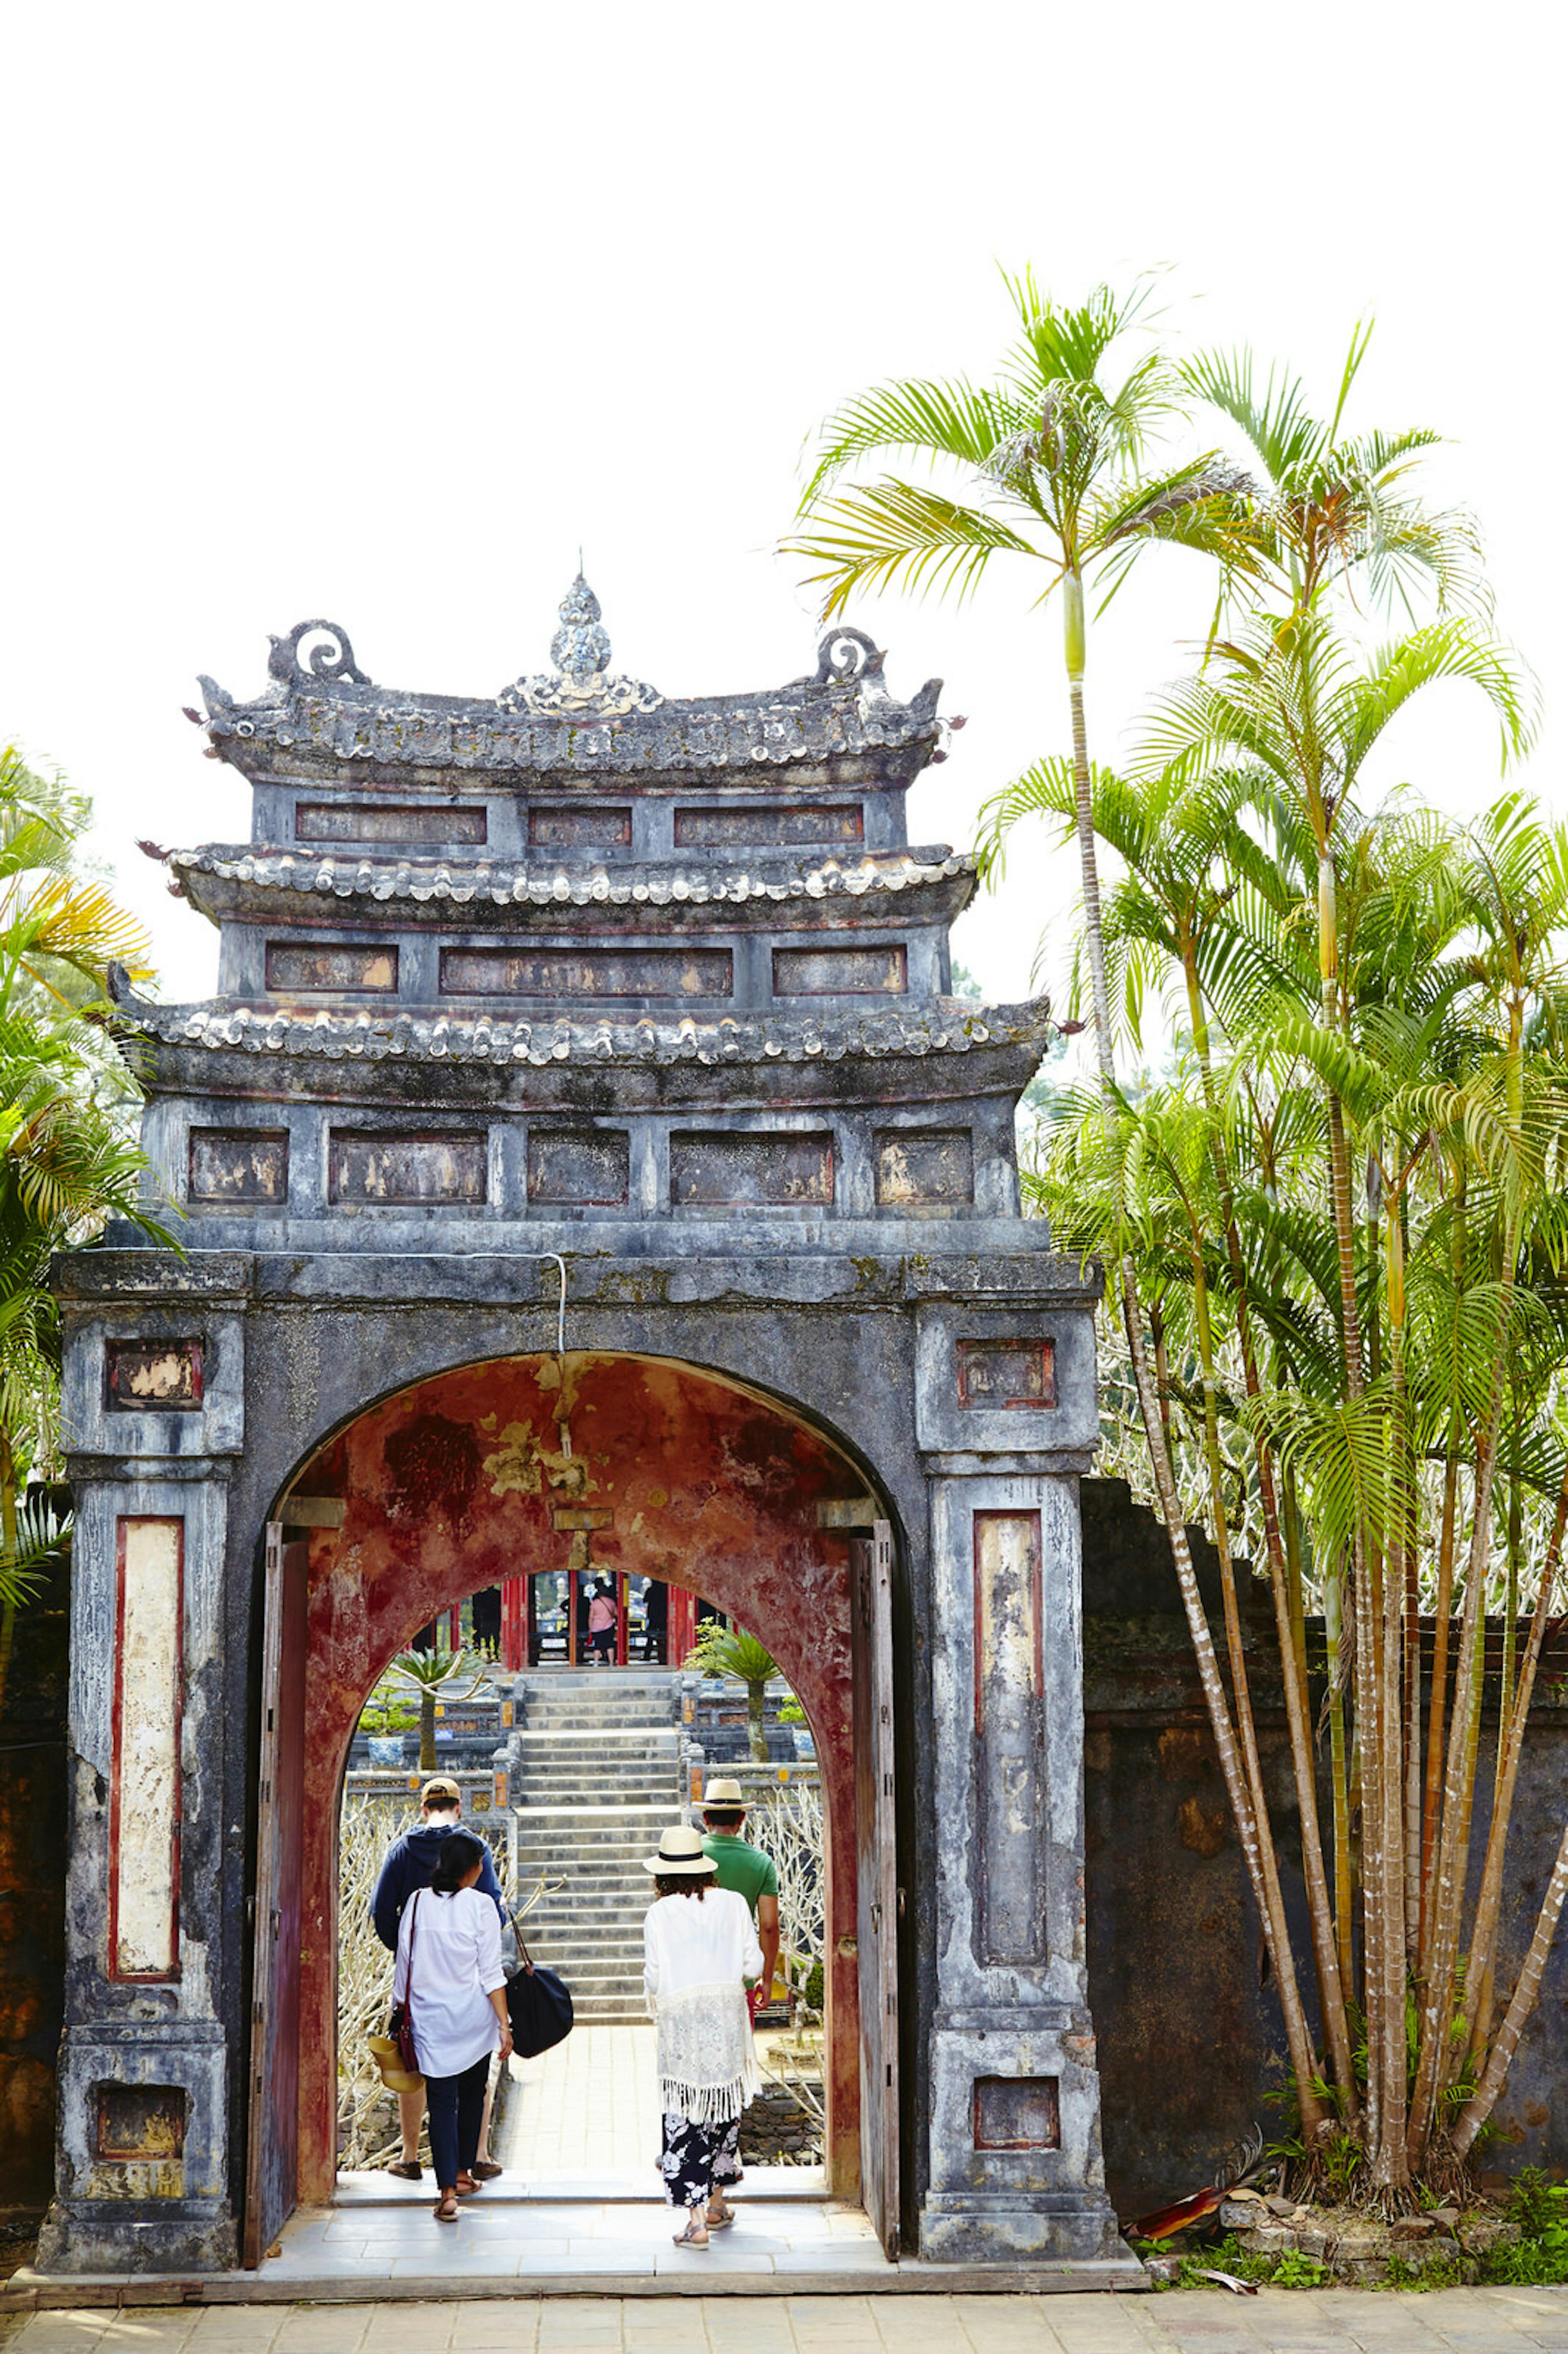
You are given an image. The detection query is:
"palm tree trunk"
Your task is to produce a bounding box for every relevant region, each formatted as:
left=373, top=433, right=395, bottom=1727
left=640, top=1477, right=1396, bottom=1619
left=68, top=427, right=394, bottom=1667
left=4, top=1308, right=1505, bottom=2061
left=1418, top=1454, right=1461, bottom=1979
left=1462, top=1463, right=1568, bottom=2072
left=0, top=1423, right=19, bottom=1728
left=1407, top=1389, right=1506, bottom=2165
left=1065, top=607, right=1323, bottom=2133
left=420, top=1692, right=437, bottom=1772
left=1183, top=952, right=1356, bottom=2107
left=1454, top=1802, right=1568, bottom=2156
left=747, top=1679, right=770, bottom=1765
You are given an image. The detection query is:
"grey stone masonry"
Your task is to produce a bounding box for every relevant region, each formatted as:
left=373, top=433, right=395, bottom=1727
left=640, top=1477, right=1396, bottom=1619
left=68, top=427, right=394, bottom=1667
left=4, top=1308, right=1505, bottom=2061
left=45, top=582, right=1127, bottom=2280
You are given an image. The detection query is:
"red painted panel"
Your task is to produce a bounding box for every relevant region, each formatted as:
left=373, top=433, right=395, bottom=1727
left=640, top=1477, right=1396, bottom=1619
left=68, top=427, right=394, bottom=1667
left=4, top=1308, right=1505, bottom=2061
left=108, top=1516, right=184, bottom=1983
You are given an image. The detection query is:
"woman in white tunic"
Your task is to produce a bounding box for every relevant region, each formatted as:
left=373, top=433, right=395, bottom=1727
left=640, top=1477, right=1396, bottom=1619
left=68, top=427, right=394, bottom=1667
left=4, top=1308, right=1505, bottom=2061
left=642, top=1823, right=763, bottom=2247
left=393, top=1830, right=513, bottom=2222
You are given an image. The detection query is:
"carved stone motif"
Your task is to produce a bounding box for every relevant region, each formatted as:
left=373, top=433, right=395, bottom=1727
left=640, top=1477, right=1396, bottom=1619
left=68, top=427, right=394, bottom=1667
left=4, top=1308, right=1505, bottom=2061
left=499, top=574, right=664, bottom=716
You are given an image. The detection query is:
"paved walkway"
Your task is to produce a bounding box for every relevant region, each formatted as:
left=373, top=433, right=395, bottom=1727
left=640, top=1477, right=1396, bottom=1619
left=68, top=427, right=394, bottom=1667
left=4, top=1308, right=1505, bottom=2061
left=3, top=2286, right=1568, bottom=2350
left=503, top=2025, right=666, bottom=2177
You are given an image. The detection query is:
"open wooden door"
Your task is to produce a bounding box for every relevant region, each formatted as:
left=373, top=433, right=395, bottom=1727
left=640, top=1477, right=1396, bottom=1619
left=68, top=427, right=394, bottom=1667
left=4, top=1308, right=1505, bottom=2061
left=852, top=1519, right=899, bottom=2258
left=243, top=1526, right=308, bottom=2267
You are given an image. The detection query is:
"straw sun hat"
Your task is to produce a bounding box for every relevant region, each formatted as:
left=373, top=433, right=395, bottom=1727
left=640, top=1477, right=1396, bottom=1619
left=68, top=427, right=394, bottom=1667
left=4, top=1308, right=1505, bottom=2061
left=642, top=1825, right=718, bottom=1877
left=702, top=1777, right=746, bottom=1808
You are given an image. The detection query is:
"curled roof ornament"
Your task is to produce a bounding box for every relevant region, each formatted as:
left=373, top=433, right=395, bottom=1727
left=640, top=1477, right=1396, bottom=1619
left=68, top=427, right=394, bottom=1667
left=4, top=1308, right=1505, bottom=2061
left=501, top=572, right=664, bottom=717
left=815, top=626, right=886, bottom=687
left=267, top=620, right=372, bottom=689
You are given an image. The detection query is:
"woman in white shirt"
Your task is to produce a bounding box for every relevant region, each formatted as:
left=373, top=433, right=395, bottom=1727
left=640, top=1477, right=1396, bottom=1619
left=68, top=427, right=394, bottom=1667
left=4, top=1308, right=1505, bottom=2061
left=393, top=1830, right=513, bottom=2222
left=642, top=1824, right=763, bottom=2247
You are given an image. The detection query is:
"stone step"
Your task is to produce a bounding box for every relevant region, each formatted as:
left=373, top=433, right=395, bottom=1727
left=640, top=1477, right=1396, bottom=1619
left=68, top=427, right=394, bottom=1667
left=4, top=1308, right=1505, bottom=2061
left=510, top=1728, right=680, bottom=1745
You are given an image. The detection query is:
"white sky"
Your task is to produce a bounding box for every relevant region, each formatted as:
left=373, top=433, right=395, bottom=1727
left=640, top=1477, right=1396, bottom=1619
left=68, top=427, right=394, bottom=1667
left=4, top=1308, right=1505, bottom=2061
left=2, top=1, right=1560, bottom=1017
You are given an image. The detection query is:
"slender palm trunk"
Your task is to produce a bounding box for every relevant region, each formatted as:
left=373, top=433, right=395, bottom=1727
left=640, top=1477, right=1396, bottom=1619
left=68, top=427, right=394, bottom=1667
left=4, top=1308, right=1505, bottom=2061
left=1462, top=1465, right=1568, bottom=2072
left=1454, top=1805, right=1568, bottom=2156
left=0, top=1424, right=19, bottom=1728
left=1183, top=954, right=1356, bottom=2109
left=1065, top=603, right=1324, bottom=2133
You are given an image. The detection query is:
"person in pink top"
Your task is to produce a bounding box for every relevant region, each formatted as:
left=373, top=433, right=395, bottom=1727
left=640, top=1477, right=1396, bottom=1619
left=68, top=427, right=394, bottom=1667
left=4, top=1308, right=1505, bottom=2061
left=586, top=1582, right=617, bottom=1665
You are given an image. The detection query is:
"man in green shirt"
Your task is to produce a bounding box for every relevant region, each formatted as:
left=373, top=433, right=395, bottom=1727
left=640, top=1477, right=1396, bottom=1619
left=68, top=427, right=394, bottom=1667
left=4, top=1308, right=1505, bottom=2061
left=698, top=1776, right=780, bottom=2228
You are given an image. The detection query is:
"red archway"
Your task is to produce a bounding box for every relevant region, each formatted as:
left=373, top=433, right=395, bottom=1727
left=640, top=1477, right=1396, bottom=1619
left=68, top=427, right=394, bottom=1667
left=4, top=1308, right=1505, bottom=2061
left=280, top=1352, right=874, bottom=2205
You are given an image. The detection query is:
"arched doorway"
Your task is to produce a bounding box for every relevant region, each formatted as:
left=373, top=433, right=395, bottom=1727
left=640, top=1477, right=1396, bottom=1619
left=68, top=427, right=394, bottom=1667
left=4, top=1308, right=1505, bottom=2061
left=246, top=1349, right=900, bottom=2257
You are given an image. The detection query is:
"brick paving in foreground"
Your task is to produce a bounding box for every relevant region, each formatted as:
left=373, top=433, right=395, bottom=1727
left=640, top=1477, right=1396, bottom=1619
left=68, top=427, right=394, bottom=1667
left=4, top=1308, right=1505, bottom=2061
left=3, top=2288, right=1568, bottom=2352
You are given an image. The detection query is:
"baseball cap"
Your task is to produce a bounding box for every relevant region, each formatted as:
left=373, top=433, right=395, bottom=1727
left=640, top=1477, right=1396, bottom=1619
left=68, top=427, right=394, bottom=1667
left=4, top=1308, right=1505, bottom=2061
left=420, top=1776, right=462, bottom=1806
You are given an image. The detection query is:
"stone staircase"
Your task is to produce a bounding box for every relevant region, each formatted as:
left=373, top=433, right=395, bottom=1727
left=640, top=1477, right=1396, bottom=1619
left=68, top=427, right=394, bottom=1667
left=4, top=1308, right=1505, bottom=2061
left=507, top=1671, right=686, bottom=2024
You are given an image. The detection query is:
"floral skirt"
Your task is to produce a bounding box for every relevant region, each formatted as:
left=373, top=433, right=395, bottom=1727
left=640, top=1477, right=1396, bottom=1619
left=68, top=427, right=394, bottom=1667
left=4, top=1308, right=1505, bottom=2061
left=660, top=2110, right=740, bottom=2209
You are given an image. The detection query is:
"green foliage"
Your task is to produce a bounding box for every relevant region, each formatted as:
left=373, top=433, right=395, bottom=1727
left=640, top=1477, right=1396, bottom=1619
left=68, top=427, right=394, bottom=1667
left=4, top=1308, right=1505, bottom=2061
left=358, top=1674, right=418, bottom=1737
left=686, top=1622, right=778, bottom=1686
left=1506, top=2167, right=1568, bottom=2247
left=1171, top=2233, right=1330, bottom=2289
left=0, top=746, right=165, bottom=1713
left=1378, top=2251, right=1463, bottom=2291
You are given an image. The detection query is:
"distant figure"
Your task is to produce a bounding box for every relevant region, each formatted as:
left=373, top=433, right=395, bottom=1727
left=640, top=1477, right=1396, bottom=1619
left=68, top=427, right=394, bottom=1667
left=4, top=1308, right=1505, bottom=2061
left=394, top=1830, right=512, bottom=2223
left=644, top=1580, right=668, bottom=1665
left=641, top=1826, right=761, bottom=2248
left=372, top=1775, right=508, bottom=2182
left=587, top=1583, right=617, bottom=1665
left=699, top=1774, right=781, bottom=2225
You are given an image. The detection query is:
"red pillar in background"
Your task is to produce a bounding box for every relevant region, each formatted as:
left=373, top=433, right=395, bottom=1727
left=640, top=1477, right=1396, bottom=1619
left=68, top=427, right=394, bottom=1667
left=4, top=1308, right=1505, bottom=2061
left=668, top=1585, right=697, bottom=1666
left=616, top=1572, right=630, bottom=1667
left=447, top=1604, right=461, bottom=1651
left=500, top=1575, right=526, bottom=1670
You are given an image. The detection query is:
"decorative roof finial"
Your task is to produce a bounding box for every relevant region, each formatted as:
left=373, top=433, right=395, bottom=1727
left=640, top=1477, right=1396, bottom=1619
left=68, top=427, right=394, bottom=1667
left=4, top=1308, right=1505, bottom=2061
left=550, top=573, right=613, bottom=688
left=499, top=570, right=664, bottom=718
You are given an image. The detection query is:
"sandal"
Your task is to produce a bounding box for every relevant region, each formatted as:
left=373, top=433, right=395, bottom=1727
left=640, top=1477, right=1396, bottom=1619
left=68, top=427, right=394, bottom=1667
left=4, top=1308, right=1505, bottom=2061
left=434, top=2192, right=459, bottom=2223
left=705, top=2202, right=735, bottom=2229
left=455, top=2171, right=482, bottom=2196
left=672, top=2215, right=709, bottom=2247
left=385, top=2160, right=422, bottom=2181
left=470, top=2160, right=503, bottom=2180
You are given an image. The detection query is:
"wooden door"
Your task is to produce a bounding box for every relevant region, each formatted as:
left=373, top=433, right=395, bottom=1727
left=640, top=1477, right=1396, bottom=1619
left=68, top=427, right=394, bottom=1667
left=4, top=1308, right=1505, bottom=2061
left=852, top=1520, right=899, bottom=2257
left=243, top=1527, right=308, bottom=2267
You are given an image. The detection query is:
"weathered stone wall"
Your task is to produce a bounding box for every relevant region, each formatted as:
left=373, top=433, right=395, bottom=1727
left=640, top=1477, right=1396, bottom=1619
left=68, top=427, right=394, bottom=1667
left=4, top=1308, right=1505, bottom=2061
left=1082, top=1476, right=1568, bottom=2218
left=0, top=1538, right=68, bottom=2218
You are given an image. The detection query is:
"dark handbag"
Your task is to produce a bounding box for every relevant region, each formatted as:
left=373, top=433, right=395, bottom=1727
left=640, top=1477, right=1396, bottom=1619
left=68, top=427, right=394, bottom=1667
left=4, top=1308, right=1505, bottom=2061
left=506, top=1933, right=574, bottom=2059
left=388, top=1890, right=422, bottom=2076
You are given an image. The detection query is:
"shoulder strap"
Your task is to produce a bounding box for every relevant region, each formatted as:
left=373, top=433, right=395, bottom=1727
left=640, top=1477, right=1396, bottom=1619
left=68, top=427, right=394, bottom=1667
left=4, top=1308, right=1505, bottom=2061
left=405, top=1889, right=421, bottom=2017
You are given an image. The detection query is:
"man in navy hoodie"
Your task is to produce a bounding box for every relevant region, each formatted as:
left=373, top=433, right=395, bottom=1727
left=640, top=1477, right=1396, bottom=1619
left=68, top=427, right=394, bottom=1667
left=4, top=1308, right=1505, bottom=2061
left=372, top=1775, right=510, bottom=2180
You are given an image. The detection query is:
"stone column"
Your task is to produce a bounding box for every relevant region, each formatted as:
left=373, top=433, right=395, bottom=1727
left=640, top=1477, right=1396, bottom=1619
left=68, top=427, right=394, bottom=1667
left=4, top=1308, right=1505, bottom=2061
left=40, top=1259, right=248, bottom=2273
left=913, top=1296, right=1130, bottom=2268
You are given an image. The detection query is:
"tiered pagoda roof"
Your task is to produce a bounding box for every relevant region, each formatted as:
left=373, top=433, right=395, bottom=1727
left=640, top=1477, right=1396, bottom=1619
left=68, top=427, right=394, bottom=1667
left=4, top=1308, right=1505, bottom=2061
left=120, top=580, right=1054, bottom=1242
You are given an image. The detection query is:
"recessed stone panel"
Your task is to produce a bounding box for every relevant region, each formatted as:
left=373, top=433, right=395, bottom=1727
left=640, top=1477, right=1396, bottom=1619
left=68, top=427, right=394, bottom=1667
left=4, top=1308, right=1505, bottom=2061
left=111, top=1517, right=183, bottom=1980
left=972, top=2074, right=1060, bottom=2151
left=773, top=944, right=908, bottom=997
left=875, top=1129, right=974, bottom=1209
left=670, top=1130, right=835, bottom=1208
left=440, top=945, right=733, bottom=998
left=674, top=802, right=864, bottom=848
left=188, top=1128, right=290, bottom=1205
left=295, top=801, right=488, bottom=845
left=528, top=805, right=633, bottom=848
left=328, top=1130, right=488, bottom=1205
left=105, top=1341, right=203, bottom=1411
left=96, top=2083, right=187, bottom=2160
left=958, top=1338, right=1056, bottom=1410
left=526, top=1129, right=630, bottom=1207
left=265, top=942, right=399, bottom=992
left=973, top=1509, right=1046, bottom=1966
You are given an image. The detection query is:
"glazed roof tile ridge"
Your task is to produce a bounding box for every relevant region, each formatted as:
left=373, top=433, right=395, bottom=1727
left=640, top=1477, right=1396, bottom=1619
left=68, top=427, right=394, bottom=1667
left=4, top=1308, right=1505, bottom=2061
left=195, top=618, right=948, bottom=777
left=106, top=971, right=1051, bottom=1069
left=165, top=842, right=976, bottom=909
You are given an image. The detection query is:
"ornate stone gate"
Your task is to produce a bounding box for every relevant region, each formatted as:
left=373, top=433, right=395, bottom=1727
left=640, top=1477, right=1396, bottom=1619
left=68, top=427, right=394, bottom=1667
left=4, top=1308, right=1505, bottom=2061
left=42, top=589, right=1127, bottom=2278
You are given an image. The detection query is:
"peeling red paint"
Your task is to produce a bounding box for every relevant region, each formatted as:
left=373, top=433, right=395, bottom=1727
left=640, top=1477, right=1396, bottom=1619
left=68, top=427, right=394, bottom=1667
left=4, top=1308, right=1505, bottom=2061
left=291, top=1352, right=864, bottom=2202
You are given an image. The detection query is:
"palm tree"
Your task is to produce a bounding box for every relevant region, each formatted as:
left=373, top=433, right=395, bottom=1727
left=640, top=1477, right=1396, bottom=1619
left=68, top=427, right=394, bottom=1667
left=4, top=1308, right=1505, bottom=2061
left=392, top=1643, right=486, bottom=1772
left=788, top=274, right=1254, bottom=1103
left=0, top=748, right=167, bottom=1721
left=685, top=1621, right=779, bottom=1764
